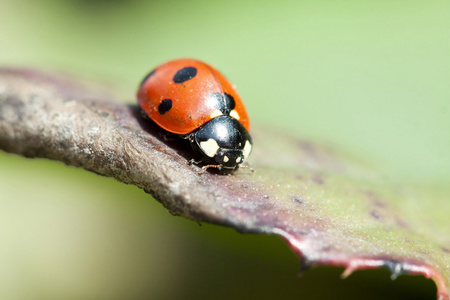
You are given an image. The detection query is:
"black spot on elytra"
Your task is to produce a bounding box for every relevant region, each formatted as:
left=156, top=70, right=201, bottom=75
left=209, top=92, right=236, bottom=115
left=173, top=67, right=197, bottom=83
left=140, top=69, right=156, bottom=86
left=158, top=99, right=172, bottom=115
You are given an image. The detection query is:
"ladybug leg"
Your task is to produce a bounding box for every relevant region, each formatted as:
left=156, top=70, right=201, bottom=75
left=188, top=160, right=222, bottom=172
left=159, top=132, right=177, bottom=141
left=201, top=164, right=223, bottom=171
left=140, top=109, right=151, bottom=120
left=199, top=164, right=227, bottom=175
left=188, top=158, right=202, bottom=166
left=239, top=164, right=255, bottom=173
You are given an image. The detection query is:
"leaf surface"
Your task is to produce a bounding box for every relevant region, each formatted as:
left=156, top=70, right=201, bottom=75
left=0, top=68, right=448, bottom=299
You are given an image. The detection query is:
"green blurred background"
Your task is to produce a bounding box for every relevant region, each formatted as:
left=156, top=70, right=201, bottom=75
left=0, top=0, right=448, bottom=299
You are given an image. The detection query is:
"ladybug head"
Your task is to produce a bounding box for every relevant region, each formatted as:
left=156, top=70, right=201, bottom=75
left=214, top=148, right=245, bottom=168
left=191, top=116, right=252, bottom=170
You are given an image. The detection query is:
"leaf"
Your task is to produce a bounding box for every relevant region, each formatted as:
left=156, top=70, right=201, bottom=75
left=0, top=68, right=448, bottom=299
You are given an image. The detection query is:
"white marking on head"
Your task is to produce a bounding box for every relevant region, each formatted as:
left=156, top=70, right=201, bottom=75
left=199, top=139, right=220, bottom=158
left=230, top=110, right=240, bottom=120
left=210, top=109, right=223, bottom=119
left=223, top=155, right=229, bottom=163
left=235, top=156, right=242, bottom=163
left=243, top=140, right=252, bottom=159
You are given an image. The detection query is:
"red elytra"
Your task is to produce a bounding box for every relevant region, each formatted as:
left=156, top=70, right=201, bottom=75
left=137, top=58, right=250, bottom=135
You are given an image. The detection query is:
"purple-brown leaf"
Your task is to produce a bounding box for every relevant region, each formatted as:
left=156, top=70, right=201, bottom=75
left=0, top=68, right=448, bottom=299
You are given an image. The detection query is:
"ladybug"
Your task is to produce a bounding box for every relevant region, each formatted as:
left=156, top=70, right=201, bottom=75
left=137, top=58, right=252, bottom=172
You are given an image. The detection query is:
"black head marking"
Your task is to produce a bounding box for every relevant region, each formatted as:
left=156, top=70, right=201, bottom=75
left=173, top=67, right=197, bottom=84
left=158, top=99, right=172, bottom=115
left=140, top=69, right=156, bottom=86
left=208, top=93, right=236, bottom=115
